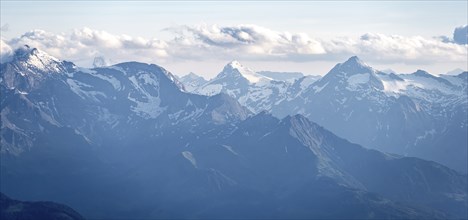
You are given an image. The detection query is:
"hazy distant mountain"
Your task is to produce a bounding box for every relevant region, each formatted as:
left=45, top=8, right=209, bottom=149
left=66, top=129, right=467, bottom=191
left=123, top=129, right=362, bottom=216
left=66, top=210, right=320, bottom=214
left=257, top=70, right=306, bottom=82
left=179, top=72, right=207, bottom=92
left=445, top=68, right=466, bottom=76
left=380, top=68, right=397, bottom=74
left=1, top=47, right=466, bottom=219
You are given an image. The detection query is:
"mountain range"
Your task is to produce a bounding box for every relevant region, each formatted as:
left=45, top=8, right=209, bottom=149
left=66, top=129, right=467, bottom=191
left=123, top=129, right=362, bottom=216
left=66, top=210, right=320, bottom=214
left=1, top=46, right=467, bottom=219
left=190, top=57, right=468, bottom=173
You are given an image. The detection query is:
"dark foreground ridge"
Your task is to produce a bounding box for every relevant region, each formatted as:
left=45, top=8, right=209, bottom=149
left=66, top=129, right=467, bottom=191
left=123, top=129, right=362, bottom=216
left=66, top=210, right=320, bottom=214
left=0, top=192, right=85, bottom=220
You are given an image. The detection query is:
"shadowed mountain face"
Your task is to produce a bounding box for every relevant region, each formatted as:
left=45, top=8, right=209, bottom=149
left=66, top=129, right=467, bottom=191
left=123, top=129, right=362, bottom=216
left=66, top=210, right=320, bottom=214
left=0, top=193, right=85, bottom=220
left=1, top=47, right=467, bottom=219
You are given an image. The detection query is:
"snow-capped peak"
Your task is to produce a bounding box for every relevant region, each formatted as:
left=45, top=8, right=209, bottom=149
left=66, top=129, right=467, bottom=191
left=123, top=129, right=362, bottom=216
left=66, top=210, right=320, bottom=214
left=323, top=56, right=376, bottom=80
left=222, top=60, right=250, bottom=74
left=227, top=60, right=243, bottom=69
left=12, top=45, right=65, bottom=73
left=313, top=56, right=385, bottom=93
left=341, top=56, right=370, bottom=69
left=218, top=60, right=270, bottom=84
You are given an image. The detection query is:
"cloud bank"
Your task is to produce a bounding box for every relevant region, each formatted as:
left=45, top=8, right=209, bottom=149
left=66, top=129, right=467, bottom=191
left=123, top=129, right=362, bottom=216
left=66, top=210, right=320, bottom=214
left=1, top=24, right=466, bottom=67
left=3, top=28, right=168, bottom=66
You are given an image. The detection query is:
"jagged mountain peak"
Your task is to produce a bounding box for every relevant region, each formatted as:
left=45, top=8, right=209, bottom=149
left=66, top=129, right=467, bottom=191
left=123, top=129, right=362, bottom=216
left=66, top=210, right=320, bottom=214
left=311, top=56, right=384, bottom=92
left=1, top=46, right=75, bottom=91
left=409, top=69, right=455, bottom=87
left=282, top=114, right=319, bottom=131
left=217, top=60, right=270, bottom=83
left=345, top=55, right=365, bottom=65
left=338, top=56, right=372, bottom=73
left=13, top=45, right=61, bottom=69
left=11, top=45, right=64, bottom=71
left=226, top=60, right=242, bottom=69
left=319, top=56, right=376, bottom=82
left=13, top=45, right=36, bottom=58
left=221, top=60, right=246, bottom=74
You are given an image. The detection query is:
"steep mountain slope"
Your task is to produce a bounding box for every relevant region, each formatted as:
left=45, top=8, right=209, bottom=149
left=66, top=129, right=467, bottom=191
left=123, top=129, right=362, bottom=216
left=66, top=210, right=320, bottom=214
left=219, top=113, right=467, bottom=218
left=3, top=111, right=465, bottom=219
left=271, top=57, right=467, bottom=173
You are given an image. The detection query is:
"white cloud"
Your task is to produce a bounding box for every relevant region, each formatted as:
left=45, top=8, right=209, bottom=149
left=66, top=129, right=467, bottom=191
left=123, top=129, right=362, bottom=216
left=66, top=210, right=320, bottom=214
left=168, top=24, right=467, bottom=64
left=3, top=28, right=169, bottom=66
left=0, top=39, right=14, bottom=63
left=169, top=24, right=326, bottom=60
left=352, top=33, right=467, bottom=63
left=1, top=24, right=466, bottom=68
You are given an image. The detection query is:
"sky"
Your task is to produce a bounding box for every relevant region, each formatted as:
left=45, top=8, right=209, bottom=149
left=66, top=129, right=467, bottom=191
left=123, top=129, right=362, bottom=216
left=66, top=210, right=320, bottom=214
left=1, top=1, right=467, bottom=78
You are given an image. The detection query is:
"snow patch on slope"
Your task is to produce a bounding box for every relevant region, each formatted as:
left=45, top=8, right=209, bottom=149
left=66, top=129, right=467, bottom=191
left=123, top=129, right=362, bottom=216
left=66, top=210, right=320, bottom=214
left=225, top=60, right=271, bottom=84
left=300, top=76, right=319, bottom=90
left=380, top=79, right=409, bottom=95
left=347, top=73, right=369, bottom=89
left=23, top=49, right=62, bottom=73
left=198, top=84, right=223, bottom=96
left=90, top=72, right=122, bottom=90
left=66, top=79, right=107, bottom=102
left=127, top=74, right=166, bottom=119
left=313, top=82, right=329, bottom=93
left=182, top=151, right=197, bottom=168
